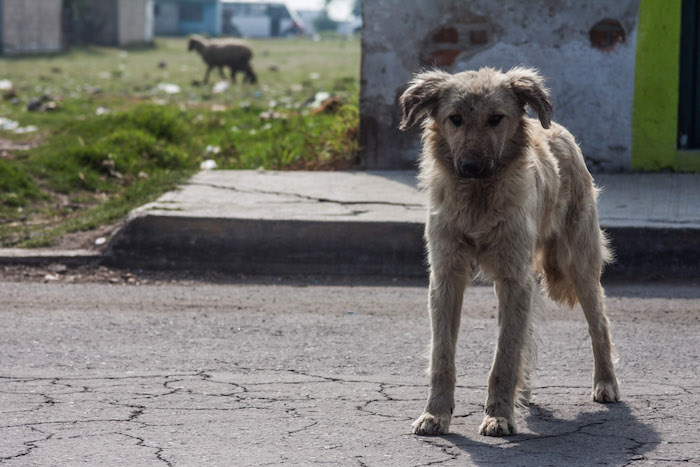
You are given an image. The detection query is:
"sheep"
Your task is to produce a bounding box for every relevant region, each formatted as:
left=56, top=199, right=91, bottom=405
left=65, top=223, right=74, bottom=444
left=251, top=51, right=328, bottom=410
left=188, top=35, right=258, bottom=85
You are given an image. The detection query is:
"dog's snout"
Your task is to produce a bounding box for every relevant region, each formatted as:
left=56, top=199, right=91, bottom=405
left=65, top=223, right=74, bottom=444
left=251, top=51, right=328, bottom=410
left=458, top=160, right=491, bottom=179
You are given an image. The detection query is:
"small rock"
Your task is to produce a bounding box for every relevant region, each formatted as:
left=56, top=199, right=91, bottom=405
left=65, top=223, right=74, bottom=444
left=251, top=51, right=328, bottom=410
left=26, top=98, right=43, bottom=112
left=158, top=61, right=167, bottom=69
left=156, top=83, right=181, bottom=94
left=95, top=237, right=107, bottom=246
left=43, top=274, right=59, bottom=282
left=205, top=145, right=220, bottom=155
left=212, top=80, right=230, bottom=94
left=200, top=159, right=218, bottom=170
left=48, top=263, right=67, bottom=274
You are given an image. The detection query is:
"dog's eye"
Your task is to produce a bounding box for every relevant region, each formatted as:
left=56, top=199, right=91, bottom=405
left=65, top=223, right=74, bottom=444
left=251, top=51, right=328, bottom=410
left=449, top=114, right=463, bottom=127
left=487, top=114, right=504, bottom=127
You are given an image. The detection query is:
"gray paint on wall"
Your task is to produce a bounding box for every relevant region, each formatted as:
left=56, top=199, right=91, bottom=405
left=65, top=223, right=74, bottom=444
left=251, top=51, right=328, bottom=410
left=360, top=0, right=640, bottom=171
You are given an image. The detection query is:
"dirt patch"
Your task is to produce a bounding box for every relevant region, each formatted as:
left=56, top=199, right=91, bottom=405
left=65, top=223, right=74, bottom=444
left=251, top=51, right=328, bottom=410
left=53, top=221, right=121, bottom=250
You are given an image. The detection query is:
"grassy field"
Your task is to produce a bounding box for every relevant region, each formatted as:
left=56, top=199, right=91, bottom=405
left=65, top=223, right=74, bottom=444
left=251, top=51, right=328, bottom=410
left=0, top=37, right=361, bottom=247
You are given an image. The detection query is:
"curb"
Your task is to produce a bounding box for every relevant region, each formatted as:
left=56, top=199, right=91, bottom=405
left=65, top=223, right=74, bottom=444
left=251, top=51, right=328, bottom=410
left=0, top=249, right=102, bottom=266
left=102, top=215, right=427, bottom=277
left=97, top=214, right=700, bottom=280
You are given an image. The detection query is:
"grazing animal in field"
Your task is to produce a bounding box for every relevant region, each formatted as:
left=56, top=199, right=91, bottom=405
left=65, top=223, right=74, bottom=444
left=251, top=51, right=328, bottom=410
left=188, top=35, right=257, bottom=84
left=399, top=66, right=619, bottom=437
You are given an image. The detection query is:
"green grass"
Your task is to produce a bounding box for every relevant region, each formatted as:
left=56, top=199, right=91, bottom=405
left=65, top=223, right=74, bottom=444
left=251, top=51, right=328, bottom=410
left=0, top=37, right=360, bottom=247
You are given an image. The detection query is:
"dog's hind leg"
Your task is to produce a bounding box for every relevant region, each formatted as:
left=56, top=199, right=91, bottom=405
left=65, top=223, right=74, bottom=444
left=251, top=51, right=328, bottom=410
left=478, top=273, right=535, bottom=436
left=569, top=252, right=619, bottom=402
left=412, top=221, right=470, bottom=436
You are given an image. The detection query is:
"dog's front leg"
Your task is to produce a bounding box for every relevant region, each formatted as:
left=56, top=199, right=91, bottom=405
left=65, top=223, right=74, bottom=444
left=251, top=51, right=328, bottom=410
left=479, top=274, right=534, bottom=436
left=413, top=229, right=469, bottom=435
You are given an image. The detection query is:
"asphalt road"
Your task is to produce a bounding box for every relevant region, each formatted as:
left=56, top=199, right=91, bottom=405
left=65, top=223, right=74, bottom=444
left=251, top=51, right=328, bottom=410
left=1, top=277, right=699, bottom=466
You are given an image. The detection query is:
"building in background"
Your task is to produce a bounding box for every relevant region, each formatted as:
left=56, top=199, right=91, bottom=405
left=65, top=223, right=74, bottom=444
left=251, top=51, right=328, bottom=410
left=154, top=0, right=222, bottom=36
left=221, top=1, right=304, bottom=38
left=0, top=0, right=63, bottom=55
left=361, top=0, right=699, bottom=173
left=86, top=0, right=154, bottom=47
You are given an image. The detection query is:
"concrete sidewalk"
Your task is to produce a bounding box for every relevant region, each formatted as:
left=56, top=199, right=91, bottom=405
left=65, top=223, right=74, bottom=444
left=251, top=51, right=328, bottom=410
left=101, top=170, right=700, bottom=279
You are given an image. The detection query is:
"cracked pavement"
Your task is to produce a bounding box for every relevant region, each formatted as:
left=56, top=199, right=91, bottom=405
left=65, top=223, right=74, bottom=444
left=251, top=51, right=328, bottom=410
left=137, top=170, right=426, bottom=222
left=1, top=279, right=699, bottom=465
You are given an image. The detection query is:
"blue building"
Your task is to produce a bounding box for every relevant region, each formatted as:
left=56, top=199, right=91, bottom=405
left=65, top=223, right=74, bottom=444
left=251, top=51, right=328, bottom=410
left=154, top=0, right=222, bottom=36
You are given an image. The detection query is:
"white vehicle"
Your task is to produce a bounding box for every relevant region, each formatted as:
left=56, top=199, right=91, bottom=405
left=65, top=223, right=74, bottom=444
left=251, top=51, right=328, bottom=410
left=221, top=1, right=305, bottom=38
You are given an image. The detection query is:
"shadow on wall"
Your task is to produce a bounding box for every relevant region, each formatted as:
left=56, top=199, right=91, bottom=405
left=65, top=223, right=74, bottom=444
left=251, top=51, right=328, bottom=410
left=440, top=402, right=659, bottom=465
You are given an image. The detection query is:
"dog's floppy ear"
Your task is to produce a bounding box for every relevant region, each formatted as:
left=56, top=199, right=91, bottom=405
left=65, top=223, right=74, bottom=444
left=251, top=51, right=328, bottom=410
left=506, top=66, right=552, bottom=129
left=399, top=70, right=450, bottom=130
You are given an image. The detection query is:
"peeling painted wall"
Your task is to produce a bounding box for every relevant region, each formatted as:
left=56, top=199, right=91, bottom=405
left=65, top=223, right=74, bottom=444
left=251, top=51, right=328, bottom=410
left=360, top=0, right=640, bottom=171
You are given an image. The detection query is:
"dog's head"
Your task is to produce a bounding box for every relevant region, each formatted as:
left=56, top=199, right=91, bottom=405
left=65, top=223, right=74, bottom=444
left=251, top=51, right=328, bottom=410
left=399, top=66, right=552, bottom=179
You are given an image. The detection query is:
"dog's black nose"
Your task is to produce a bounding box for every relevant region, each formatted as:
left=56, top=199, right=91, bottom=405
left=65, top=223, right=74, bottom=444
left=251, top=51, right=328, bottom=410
left=458, top=160, right=490, bottom=178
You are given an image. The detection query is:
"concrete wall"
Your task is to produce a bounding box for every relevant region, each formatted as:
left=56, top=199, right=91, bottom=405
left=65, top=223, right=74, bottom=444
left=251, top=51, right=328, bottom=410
left=1, top=0, right=63, bottom=55
left=154, top=1, right=180, bottom=35
left=118, top=0, right=154, bottom=46
left=360, top=0, right=640, bottom=171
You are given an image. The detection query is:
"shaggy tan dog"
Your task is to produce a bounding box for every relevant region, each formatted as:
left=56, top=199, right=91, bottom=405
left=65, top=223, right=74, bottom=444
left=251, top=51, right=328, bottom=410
left=399, top=66, right=619, bottom=437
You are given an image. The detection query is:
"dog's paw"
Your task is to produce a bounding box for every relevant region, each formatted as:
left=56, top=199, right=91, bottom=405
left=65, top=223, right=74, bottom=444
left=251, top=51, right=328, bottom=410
left=592, top=380, right=620, bottom=403
left=478, top=415, right=517, bottom=437
left=412, top=412, right=451, bottom=436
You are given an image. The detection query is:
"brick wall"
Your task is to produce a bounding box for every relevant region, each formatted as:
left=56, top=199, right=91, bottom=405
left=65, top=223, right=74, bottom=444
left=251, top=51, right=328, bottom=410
left=2, top=0, right=63, bottom=54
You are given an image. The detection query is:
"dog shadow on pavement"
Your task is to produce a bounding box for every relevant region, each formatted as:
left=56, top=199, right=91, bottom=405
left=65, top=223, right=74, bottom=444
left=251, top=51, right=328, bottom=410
left=438, top=402, right=659, bottom=466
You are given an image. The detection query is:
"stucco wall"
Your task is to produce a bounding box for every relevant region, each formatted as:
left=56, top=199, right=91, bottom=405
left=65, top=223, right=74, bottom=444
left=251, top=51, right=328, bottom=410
left=118, top=0, right=154, bottom=46
left=360, top=0, right=640, bottom=171
left=1, top=0, right=63, bottom=55
left=154, top=1, right=180, bottom=35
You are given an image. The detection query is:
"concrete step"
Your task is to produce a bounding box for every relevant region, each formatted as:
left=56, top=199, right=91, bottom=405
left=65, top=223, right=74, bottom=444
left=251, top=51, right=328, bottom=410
left=101, top=170, right=700, bottom=279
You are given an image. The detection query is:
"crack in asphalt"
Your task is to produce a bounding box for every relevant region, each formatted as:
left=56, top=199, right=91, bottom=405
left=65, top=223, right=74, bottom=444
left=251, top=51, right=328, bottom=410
left=119, top=432, right=173, bottom=466
left=0, top=428, right=54, bottom=462
left=0, top=368, right=694, bottom=465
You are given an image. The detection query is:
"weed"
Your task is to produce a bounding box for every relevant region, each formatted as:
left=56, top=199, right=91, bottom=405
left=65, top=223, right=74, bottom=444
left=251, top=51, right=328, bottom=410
left=0, top=37, right=361, bottom=247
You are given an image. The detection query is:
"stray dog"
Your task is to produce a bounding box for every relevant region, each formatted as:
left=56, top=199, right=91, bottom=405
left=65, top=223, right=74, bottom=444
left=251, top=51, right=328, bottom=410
left=399, top=66, right=619, bottom=437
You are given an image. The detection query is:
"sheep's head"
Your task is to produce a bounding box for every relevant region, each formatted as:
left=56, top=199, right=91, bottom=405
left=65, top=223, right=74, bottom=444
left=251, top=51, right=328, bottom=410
left=187, top=35, right=206, bottom=52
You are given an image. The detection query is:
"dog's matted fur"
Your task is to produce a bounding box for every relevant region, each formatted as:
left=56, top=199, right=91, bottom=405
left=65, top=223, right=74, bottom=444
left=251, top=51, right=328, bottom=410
left=399, top=66, right=619, bottom=437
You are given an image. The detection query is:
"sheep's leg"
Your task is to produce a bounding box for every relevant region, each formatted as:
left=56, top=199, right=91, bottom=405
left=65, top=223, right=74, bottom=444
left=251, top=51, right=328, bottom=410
left=217, top=66, right=226, bottom=80
left=229, top=67, right=238, bottom=83
left=203, top=66, right=213, bottom=84
left=244, top=66, right=257, bottom=84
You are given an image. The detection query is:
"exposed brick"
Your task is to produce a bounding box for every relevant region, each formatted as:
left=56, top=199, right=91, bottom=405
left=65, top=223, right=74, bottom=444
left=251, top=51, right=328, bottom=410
left=589, top=19, right=625, bottom=51
left=469, top=29, right=489, bottom=45
left=432, top=26, right=459, bottom=44
left=423, top=49, right=462, bottom=67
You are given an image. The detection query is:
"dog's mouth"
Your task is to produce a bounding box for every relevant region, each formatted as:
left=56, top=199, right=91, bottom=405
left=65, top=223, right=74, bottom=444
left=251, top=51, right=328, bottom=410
left=455, top=159, right=495, bottom=179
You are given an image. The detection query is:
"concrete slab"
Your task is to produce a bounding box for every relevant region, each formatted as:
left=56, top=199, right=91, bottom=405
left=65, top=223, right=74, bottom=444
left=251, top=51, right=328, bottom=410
left=595, top=173, right=700, bottom=229
left=102, top=170, right=700, bottom=278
